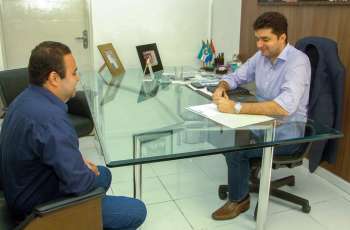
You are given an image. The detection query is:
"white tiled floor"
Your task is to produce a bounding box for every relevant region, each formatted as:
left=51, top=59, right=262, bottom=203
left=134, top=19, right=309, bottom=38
left=80, top=136, right=350, bottom=230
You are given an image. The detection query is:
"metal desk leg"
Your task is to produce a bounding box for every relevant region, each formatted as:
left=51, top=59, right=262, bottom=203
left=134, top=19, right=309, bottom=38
left=133, top=137, right=143, bottom=199
left=256, top=123, right=275, bottom=230
left=133, top=164, right=142, bottom=199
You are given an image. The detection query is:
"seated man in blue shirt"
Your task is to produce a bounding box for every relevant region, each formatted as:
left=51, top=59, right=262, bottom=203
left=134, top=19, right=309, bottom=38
left=0, top=41, right=146, bottom=229
left=211, top=12, right=311, bottom=220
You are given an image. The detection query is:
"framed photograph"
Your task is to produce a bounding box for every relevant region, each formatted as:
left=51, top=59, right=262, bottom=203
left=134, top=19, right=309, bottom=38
left=136, top=43, right=163, bottom=74
left=97, top=43, right=125, bottom=76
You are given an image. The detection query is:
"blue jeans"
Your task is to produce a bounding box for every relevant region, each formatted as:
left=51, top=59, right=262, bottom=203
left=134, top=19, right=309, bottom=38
left=94, top=166, right=147, bottom=230
left=225, top=144, right=301, bottom=202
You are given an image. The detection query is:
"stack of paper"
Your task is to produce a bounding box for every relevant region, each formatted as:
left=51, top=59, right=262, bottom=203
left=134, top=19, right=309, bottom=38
left=186, top=83, right=213, bottom=96
left=186, top=103, right=274, bottom=129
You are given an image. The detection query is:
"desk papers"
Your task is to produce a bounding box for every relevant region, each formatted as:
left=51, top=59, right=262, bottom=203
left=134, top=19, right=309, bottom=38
left=186, top=83, right=213, bottom=96
left=186, top=103, right=274, bottom=129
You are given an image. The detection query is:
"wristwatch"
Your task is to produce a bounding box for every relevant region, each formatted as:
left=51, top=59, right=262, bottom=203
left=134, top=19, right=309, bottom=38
left=234, top=102, right=242, bottom=114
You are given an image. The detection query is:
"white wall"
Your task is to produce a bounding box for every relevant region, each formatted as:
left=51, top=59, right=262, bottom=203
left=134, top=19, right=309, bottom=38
left=0, top=0, right=242, bottom=70
left=91, top=0, right=241, bottom=69
left=212, top=0, right=241, bottom=63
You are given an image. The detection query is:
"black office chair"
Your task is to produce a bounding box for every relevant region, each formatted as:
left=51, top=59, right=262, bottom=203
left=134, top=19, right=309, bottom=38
left=0, top=68, right=94, bottom=137
left=0, top=185, right=105, bottom=230
left=218, top=122, right=315, bottom=219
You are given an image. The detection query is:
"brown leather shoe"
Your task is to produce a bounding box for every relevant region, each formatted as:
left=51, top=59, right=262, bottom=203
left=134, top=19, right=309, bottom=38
left=212, top=196, right=250, bottom=220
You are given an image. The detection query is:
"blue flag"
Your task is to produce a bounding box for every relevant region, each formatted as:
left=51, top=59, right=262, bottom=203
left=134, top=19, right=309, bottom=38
left=197, top=40, right=205, bottom=60
left=204, top=40, right=213, bottom=64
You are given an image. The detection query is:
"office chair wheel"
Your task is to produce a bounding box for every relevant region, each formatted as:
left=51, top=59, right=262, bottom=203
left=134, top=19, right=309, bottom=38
left=287, top=176, right=295, bottom=186
left=302, top=204, right=311, bottom=213
left=218, top=185, right=228, bottom=200
left=287, top=180, right=295, bottom=186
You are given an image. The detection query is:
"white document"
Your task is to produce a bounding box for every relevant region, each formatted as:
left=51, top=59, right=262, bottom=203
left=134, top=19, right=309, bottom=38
left=186, top=103, right=274, bottom=129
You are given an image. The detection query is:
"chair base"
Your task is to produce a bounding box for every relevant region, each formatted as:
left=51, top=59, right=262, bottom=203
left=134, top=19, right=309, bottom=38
left=218, top=174, right=311, bottom=220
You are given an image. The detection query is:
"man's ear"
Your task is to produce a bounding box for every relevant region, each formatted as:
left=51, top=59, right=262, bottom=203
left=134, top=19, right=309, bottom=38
left=279, top=33, right=287, bottom=43
left=47, top=71, right=60, bottom=87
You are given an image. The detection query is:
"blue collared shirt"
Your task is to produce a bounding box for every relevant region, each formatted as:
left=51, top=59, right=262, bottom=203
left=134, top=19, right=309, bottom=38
left=223, top=44, right=311, bottom=121
left=222, top=44, right=311, bottom=140
left=0, top=85, right=96, bottom=219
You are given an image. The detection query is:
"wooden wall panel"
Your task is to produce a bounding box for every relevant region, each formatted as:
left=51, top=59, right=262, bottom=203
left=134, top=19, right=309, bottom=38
left=240, top=1, right=350, bottom=181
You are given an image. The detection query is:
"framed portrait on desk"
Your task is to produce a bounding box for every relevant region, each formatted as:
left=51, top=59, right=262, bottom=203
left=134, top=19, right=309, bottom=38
left=97, top=43, right=125, bottom=76
left=136, top=43, right=163, bottom=74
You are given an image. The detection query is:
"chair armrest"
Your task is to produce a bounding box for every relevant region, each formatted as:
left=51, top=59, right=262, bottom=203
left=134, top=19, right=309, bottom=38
left=67, top=91, right=92, bottom=120
left=33, top=187, right=105, bottom=216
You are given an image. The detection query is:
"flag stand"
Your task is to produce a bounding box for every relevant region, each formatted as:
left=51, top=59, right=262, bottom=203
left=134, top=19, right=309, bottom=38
left=143, top=57, right=155, bottom=81
left=197, top=39, right=216, bottom=72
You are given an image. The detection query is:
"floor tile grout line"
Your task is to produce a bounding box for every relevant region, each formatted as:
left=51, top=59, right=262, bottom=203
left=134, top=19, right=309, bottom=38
left=155, top=169, right=227, bottom=230
left=156, top=174, right=195, bottom=229
left=308, top=213, right=331, bottom=230
left=173, top=199, right=195, bottom=230
left=313, top=171, right=350, bottom=197
left=192, top=157, right=220, bottom=180
left=157, top=170, right=222, bottom=201
left=263, top=206, right=329, bottom=230
left=146, top=199, right=178, bottom=206
left=150, top=159, right=206, bottom=178
left=156, top=174, right=176, bottom=202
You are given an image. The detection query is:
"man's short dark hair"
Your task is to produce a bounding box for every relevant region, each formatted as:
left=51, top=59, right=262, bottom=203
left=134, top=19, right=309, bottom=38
left=28, top=41, right=71, bottom=86
left=253, top=12, right=288, bottom=40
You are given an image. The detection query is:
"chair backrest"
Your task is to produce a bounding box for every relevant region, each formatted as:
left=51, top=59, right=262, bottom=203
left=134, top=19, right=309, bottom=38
left=295, top=36, right=345, bottom=121
left=270, top=40, right=320, bottom=169
left=269, top=38, right=330, bottom=169
left=0, top=68, right=29, bottom=108
left=272, top=122, right=316, bottom=169
left=0, top=190, right=16, bottom=230
left=295, top=36, right=345, bottom=170
left=304, top=44, right=319, bottom=106
left=249, top=122, right=317, bottom=169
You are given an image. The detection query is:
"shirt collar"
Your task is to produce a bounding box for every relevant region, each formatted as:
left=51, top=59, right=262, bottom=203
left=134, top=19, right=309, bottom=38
left=263, top=43, right=290, bottom=67
left=29, top=85, right=68, bottom=112
left=276, top=43, right=291, bottom=62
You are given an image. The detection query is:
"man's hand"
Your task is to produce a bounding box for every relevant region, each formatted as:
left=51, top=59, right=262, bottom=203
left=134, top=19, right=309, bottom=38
left=212, top=87, right=228, bottom=104
left=83, top=158, right=100, bottom=176
left=216, top=97, right=235, bottom=114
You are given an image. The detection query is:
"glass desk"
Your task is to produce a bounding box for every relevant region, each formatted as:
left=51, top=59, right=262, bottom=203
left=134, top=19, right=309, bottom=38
left=81, top=67, right=342, bottom=230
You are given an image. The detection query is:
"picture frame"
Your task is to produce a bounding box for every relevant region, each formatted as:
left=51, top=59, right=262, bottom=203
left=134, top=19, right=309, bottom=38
left=136, top=43, right=163, bottom=74
left=97, top=43, right=125, bottom=76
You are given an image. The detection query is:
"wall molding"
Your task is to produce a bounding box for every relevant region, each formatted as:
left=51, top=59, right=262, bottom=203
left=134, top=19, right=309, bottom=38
left=303, top=159, right=350, bottom=195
